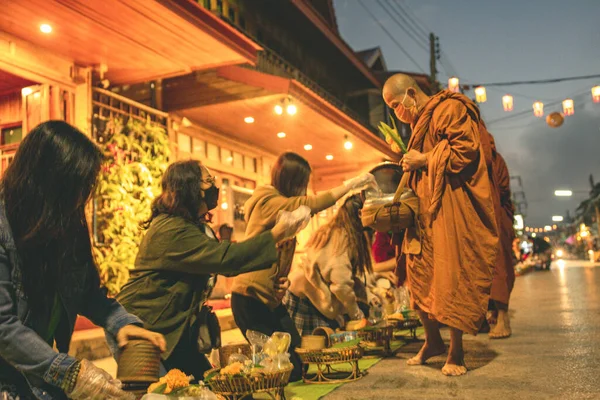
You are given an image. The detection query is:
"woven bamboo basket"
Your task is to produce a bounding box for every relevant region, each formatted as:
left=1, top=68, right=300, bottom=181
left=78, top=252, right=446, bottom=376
left=295, top=345, right=363, bottom=364
left=387, top=317, right=422, bottom=340
left=295, top=345, right=364, bottom=384
left=357, top=324, right=395, bottom=346
left=204, top=366, right=292, bottom=400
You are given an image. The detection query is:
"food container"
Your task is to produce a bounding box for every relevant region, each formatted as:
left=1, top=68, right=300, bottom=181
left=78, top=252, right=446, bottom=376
left=300, top=335, right=326, bottom=350
left=117, top=340, right=161, bottom=384
left=329, top=331, right=358, bottom=346
left=311, top=327, right=334, bottom=347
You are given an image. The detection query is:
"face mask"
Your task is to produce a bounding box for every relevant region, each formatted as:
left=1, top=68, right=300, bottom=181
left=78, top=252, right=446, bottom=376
left=203, top=185, right=220, bottom=211
left=396, top=91, right=417, bottom=121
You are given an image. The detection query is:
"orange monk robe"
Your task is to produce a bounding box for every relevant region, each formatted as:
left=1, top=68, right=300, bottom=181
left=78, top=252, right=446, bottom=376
left=403, top=91, right=498, bottom=335
left=477, top=122, right=515, bottom=306
left=490, top=138, right=516, bottom=305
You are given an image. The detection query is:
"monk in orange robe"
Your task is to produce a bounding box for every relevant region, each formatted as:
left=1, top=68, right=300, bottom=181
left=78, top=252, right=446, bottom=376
left=383, top=74, right=498, bottom=376
left=488, top=135, right=516, bottom=338
left=476, top=120, right=517, bottom=338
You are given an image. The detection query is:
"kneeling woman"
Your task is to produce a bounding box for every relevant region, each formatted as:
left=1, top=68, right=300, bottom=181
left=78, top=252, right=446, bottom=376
left=117, top=160, right=305, bottom=380
left=285, top=194, right=377, bottom=336
left=0, top=121, right=164, bottom=399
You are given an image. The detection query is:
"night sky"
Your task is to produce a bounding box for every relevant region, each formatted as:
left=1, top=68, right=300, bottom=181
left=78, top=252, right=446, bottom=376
left=334, top=0, right=600, bottom=227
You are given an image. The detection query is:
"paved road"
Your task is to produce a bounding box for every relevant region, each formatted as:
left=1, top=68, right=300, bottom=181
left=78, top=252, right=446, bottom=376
left=326, top=260, right=600, bottom=400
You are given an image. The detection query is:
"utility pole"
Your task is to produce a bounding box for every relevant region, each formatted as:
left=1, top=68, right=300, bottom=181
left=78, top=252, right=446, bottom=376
left=429, top=33, right=441, bottom=92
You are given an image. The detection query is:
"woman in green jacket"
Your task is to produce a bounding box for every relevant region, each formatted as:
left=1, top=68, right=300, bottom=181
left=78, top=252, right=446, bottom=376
left=117, top=160, right=307, bottom=380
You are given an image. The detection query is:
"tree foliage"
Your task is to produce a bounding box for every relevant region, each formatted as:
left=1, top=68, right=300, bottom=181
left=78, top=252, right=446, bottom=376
left=92, top=117, right=170, bottom=294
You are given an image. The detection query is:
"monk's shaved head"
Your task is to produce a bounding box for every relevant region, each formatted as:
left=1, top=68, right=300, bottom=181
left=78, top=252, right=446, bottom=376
left=383, top=74, right=423, bottom=98
left=382, top=73, right=430, bottom=124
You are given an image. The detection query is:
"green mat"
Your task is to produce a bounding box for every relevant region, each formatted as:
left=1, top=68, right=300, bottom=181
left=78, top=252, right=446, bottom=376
left=254, top=328, right=424, bottom=400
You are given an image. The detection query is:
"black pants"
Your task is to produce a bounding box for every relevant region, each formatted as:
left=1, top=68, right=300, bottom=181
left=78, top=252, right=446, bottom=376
left=162, top=324, right=212, bottom=382
left=231, top=293, right=304, bottom=382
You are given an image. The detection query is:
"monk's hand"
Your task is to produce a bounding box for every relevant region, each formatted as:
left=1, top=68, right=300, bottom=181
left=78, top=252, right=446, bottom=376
left=401, top=150, right=427, bottom=172
left=116, top=325, right=167, bottom=352
left=274, top=277, right=290, bottom=301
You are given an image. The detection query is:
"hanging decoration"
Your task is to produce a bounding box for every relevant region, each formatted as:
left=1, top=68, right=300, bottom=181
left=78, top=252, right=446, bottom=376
left=502, top=95, right=514, bottom=112
left=546, top=112, right=564, bottom=128
left=592, top=86, right=600, bottom=103
left=474, top=86, right=487, bottom=103
left=532, top=101, right=544, bottom=117
left=448, top=77, right=460, bottom=93
left=562, top=99, right=574, bottom=116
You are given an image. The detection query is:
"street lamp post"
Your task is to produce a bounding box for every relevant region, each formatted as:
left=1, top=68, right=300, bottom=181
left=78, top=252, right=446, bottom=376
left=554, top=188, right=600, bottom=242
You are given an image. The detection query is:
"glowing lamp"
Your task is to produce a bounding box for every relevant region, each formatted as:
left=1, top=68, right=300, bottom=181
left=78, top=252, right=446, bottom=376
left=502, top=95, right=513, bottom=112
left=533, top=101, right=544, bottom=117
left=562, top=99, right=574, bottom=116
left=592, top=86, right=600, bottom=103
left=286, top=104, right=297, bottom=116
left=40, top=24, right=52, bottom=34
left=448, top=77, right=460, bottom=93
left=474, top=86, right=487, bottom=103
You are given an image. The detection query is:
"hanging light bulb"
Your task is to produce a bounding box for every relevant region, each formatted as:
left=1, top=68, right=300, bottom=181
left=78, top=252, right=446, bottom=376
left=344, top=135, right=353, bottom=150
left=592, top=86, right=600, bottom=103
left=562, top=99, right=574, bottom=116
left=274, top=104, right=283, bottom=115
left=474, top=86, right=487, bottom=103
left=448, top=77, right=460, bottom=93
left=286, top=103, right=297, bottom=116
left=502, top=95, right=514, bottom=112
left=533, top=101, right=544, bottom=117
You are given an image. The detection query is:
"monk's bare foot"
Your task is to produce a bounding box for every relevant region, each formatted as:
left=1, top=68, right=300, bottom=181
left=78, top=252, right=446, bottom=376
left=489, top=310, right=511, bottom=339
left=407, top=341, right=446, bottom=365
left=486, top=310, right=498, bottom=326
left=442, top=352, right=467, bottom=376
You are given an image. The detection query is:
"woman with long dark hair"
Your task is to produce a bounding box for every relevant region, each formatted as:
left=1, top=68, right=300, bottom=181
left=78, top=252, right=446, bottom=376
left=0, top=121, right=165, bottom=399
left=231, top=152, right=375, bottom=381
left=285, top=194, right=377, bottom=335
left=117, top=160, right=308, bottom=380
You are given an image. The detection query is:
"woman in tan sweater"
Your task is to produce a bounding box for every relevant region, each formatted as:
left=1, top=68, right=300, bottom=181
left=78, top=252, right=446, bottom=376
left=285, top=194, right=377, bottom=336
left=231, top=152, right=374, bottom=381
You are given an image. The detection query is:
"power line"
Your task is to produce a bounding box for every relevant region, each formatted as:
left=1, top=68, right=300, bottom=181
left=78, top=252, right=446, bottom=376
left=393, top=0, right=433, bottom=39
left=375, top=0, right=429, bottom=53
left=357, top=0, right=426, bottom=73
left=485, top=86, right=552, bottom=103
left=381, top=0, right=430, bottom=50
left=471, top=73, right=600, bottom=87
left=393, top=0, right=461, bottom=78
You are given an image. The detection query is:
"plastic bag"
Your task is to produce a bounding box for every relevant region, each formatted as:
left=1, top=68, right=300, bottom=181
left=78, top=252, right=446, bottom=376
left=393, top=286, right=410, bottom=312
left=276, top=205, right=312, bottom=239
left=246, top=330, right=269, bottom=364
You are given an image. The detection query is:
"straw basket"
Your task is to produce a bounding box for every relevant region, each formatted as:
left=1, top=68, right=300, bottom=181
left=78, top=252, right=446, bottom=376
left=204, top=366, right=292, bottom=400
left=295, top=346, right=364, bottom=384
